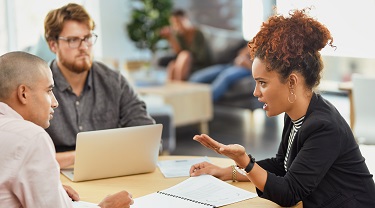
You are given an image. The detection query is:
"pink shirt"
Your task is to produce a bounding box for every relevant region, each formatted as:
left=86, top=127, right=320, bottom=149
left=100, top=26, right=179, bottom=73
left=0, top=102, right=73, bottom=208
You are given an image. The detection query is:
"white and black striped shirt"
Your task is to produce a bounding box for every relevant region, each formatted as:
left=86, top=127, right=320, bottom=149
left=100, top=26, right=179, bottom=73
left=284, top=116, right=305, bottom=172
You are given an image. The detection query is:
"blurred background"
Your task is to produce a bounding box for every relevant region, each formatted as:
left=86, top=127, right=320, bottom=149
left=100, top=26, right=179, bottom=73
left=2, top=0, right=375, bottom=80
left=1, top=0, right=374, bottom=164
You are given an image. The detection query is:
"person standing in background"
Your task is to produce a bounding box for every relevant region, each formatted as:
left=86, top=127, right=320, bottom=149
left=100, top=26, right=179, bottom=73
left=44, top=3, right=155, bottom=168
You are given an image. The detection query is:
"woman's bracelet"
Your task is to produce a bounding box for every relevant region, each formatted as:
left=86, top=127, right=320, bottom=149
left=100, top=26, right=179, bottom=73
left=231, top=165, right=238, bottom=182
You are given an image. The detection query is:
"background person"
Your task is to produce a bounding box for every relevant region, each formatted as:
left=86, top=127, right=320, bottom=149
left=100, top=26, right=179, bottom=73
left=0, top=51, right=133, bottom=208
left=159, top=9, right=212, bottom=81
left=43, top=3, right=155, bottom=168
left=189, top=9, right=375, bottom=207
left=189, top=46, right=253, bottom=102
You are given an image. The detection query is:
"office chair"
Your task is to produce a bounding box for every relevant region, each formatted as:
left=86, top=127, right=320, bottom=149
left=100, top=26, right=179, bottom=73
left=352, top=73, right=375, bottom=144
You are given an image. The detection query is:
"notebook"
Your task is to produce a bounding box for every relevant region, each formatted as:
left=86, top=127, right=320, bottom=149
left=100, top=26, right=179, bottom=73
left=132, top=175, right=257, bottom=208
left=61, top=124, right=162, bottom=182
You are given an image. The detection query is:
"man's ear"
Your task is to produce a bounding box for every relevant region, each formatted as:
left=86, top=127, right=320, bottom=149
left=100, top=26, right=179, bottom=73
left=48, top=40, right=58, bottom=54
left=17, top=85, right=28, bottom=104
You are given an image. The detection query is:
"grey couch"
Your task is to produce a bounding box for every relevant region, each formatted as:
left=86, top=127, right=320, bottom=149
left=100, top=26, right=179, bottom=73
left=199, top=25, right=263, bottom=111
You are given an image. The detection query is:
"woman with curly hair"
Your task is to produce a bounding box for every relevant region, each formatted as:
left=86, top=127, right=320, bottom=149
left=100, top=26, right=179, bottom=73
left=189, top=9, right=375, bottom=207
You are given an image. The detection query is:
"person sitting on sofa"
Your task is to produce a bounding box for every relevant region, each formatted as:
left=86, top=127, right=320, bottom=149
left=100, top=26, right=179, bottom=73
left=189, top=46, right=252, bottom=102
left=159, top=9, right=212, bottom=81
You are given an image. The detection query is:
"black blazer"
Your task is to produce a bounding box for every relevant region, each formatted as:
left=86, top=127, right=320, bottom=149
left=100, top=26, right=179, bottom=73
left=257, top=93, right=375, bottom=208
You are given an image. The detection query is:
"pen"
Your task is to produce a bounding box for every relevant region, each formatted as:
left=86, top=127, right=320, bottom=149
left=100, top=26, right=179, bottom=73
left=175, top=160, right=187, bottom=162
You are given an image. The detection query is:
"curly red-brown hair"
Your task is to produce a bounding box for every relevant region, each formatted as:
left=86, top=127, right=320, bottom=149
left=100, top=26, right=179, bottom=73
left=248, top=8, right=334, bottom=89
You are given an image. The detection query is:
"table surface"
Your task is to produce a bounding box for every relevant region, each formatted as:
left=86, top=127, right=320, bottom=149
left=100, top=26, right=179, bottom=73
left=136, top=81, right=211, bottom=95
left=61, top=155, right=302, bottom=208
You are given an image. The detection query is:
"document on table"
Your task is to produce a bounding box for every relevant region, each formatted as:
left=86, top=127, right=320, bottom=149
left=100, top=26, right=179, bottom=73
left=132, top=174, right=257, bottom=208
left=72, top=201, right=99, bottom=208
left=157, top=157, right=210, bottom=178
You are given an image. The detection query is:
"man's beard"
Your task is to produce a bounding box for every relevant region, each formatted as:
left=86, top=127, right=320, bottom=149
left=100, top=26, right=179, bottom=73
left=61, top=56, right=92, bottom=74
left=71, top=59, right=92, bottom=73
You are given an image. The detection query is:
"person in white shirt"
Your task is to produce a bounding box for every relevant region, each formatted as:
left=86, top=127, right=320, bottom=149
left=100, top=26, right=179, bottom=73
left=0, top=51, right=133, bottom=207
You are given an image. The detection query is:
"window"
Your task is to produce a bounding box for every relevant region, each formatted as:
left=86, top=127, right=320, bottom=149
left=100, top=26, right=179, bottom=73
left=278, top=0, right=375, bottom=58
left=0, top=0, right=9, bottom=55
left=0, top=0, right=87, bottom=53
left=243, top=0, right=375, bottom=58
left=242, top=0, right=263, bottom=41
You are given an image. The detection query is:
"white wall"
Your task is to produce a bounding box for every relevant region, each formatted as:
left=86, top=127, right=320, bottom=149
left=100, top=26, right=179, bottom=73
left=323, top=56, right=375, bottom=82
left=3, top=0, right=374, bottom=81
left=96, top=0, right=151, bottom=67
left=0, top=0, right=150, bottom=64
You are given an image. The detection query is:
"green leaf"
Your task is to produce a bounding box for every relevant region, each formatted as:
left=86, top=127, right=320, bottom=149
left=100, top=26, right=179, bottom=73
left=126, top=0, right=173, bottom=52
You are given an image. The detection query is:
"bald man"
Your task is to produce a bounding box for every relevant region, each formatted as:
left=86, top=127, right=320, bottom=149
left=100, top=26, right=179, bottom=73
left=0, top=51, right=133, bottom=207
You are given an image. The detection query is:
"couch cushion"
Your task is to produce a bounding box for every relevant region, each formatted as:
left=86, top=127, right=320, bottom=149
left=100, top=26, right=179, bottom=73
left=199, top=25, right=247, bottom=65
left=216, top=77, right=263, bottom=111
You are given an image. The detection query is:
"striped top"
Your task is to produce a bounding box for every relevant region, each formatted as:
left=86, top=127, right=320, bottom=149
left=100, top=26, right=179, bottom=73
left=284, top=116, right=305, bottom=172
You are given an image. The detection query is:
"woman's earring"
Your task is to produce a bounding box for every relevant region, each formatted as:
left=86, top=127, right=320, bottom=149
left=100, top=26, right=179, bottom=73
left=288, top=91, right=296, bottom=103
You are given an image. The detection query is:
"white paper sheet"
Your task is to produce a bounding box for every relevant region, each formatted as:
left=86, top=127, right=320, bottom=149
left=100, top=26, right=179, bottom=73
left=132, top=175, right=257, bottom=208
left=133, top=192, right=212, bottom=208
left=72, top=201, right=100, bottom=208
left=157, top=157, right=210, bottom=178
left=161, top=175, right=257, bottom=207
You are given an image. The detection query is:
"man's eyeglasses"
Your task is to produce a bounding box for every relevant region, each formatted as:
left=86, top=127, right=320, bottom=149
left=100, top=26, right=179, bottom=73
left=57, top=33, right=98, bottom=49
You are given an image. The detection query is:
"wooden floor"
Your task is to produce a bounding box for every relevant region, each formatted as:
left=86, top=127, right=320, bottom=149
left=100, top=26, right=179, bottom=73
left=170, top=93, right=351, bottom=162
left=170, top=107, right=282, bottom=161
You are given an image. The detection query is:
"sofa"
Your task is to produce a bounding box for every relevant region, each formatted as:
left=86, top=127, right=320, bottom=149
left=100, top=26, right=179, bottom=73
left=198, top=25, right=263, bottom=111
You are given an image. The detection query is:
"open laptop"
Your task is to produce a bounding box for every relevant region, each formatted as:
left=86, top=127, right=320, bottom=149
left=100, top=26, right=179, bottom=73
left=61, top=124, right=162, bottom=182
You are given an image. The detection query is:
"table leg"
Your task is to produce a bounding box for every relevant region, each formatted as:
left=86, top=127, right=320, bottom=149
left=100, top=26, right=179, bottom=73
left=199, top=122, right=209, bottom=134
left=348, top=92, right=355, bottom=130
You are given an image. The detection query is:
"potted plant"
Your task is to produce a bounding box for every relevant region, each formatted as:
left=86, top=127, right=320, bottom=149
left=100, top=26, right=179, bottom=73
left=126, top=0, right=172, bottom=86
left=127, top=0, right=172, bottom=55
